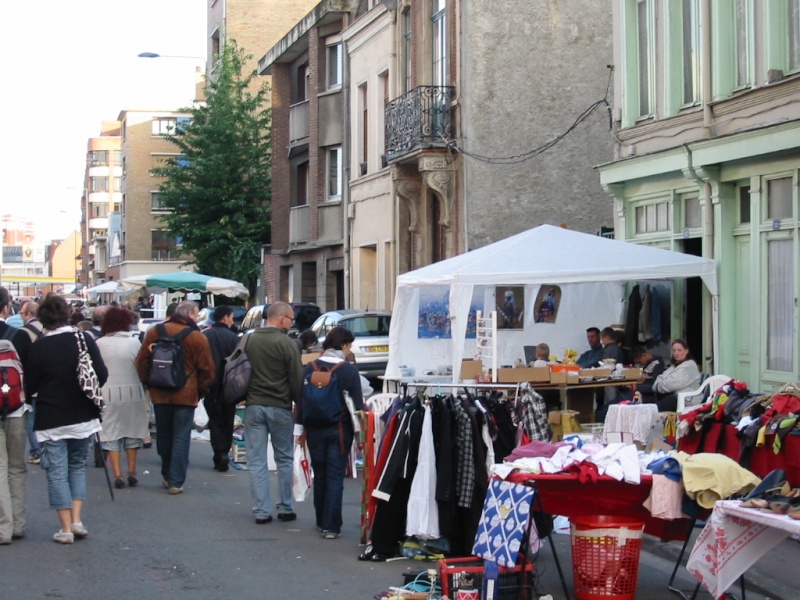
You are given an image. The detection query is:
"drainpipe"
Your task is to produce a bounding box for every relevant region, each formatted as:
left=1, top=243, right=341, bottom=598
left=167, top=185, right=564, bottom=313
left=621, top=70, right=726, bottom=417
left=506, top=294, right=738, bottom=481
left=701, top=0, right=713, bottom=134
left=343, top=35, right=352, bottom=310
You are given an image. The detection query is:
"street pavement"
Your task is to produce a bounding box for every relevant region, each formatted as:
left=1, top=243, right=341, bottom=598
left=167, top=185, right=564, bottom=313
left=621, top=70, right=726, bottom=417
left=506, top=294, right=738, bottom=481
left=4, top=438, right=797, bottom=599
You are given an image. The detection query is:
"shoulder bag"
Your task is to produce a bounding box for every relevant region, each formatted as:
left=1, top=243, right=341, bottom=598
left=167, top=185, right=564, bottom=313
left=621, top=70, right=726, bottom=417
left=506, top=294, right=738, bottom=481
left=76, top=331, right=104, bottom=409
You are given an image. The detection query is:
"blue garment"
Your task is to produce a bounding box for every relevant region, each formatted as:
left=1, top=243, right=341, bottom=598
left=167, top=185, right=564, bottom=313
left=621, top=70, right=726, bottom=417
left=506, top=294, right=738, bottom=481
left=576, top=345, right=603, bottom=369
left=647, top=456, right=682, bottom=482
left=245, top=404, right=294, bottom=519
left=153, top=404, right=194, bottom=488
left=472, top=479, right=534, bottom=567
left=6, top=314, right=23, bottom=328
left=41, top=436, right=91, bottom=510
left=307, top=425, right=353, bottom=534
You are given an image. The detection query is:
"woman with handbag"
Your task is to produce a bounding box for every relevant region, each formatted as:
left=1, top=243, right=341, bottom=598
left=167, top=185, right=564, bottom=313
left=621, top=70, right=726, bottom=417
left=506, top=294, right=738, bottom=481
left=24, top=294, right=108, bottom=544
left=95, top=307, right=149, bottom=489
left=296, top=326, right=364, bottom=539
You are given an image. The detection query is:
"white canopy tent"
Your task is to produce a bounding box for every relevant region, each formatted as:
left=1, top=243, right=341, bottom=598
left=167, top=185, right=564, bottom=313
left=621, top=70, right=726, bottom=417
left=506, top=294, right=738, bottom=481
left=387, top=225, right=718, bottom=383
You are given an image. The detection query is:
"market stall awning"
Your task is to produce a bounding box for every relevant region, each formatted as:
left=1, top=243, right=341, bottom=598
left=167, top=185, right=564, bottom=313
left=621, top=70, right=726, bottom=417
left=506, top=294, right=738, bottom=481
left=86, top=281, right=124, bottom=294
left=117, top=271, right=249, bottom=300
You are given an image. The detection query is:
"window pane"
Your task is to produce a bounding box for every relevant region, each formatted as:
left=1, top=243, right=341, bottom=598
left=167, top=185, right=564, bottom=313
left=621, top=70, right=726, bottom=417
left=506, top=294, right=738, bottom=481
left=767, top=239, right=794, bottom=371
left=767, top=178, right=792, bottom=219
left=327, top=44, right=342, bottom=89
left=404, top=9, right=412, bottom=93
left=635, top=206, right=646, bottom=233
left=637, top=1, right=651, bottom=115
left=646, top=204, right=656, bottom=232
left=682, top=0, right=698, bottom=104
left=657, top=202, right=669, bottom=230
left=735, top=0, right=749, bottom=87
left=685, top=197, right=701, bottom=228
left=791, top=0, right=800, bottom=71
left=328, top=148, right=341, bottom=198
left=432, top=5, right=446, bottom=87
left=739, top=185, right=751, bottom=223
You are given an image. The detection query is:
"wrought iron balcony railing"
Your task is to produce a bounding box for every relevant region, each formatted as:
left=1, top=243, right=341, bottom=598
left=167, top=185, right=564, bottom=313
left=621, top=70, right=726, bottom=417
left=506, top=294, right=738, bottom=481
left=384, top=85, right=456, bottom=160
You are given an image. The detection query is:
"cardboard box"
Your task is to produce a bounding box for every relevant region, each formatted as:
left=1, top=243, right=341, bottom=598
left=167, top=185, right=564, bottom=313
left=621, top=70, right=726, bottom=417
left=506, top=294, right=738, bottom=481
left=301, top=352, right=321, bottom=365
left=550, top=370, right=567, bottom=385
left=460, top=360, right=483, bottom=380
left=623, top=367, right=643, bottom=380
left=579, top=368, right=612, bottom=379
left=497, top=366, right=550, bottom=383
left=567, top=372, right=579, bottom=384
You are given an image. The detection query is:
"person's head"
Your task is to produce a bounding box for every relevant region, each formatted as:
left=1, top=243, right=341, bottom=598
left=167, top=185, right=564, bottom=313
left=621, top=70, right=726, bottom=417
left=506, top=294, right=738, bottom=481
left=600, top=327, right=616, bottom=346
left=266, top=302, right=294, bottom=329
left=78, top=320, right=93, bottom=332
left=175, top=301, right=200, bottom=321
left=322, top=326, right=355, bottom=352
left=21, top=301, right=39, bottom=323
left=38, top=293, right=71, bottom=330
left=535, top=343, right=550, bottom=360
left=630, top=346, right=653, bottom=366
left=0, top=286, right=10, bottom=318
left=614, top=329, right=625, bottom=347
left=70, top=310, right=86, bottom=327
left=213, top=305, right=234, bottom=327
left=92, top=304, right=107, bottom=326
left=299, top=329, right=318, bottom=350
left=586, top=327, right=601, bottom=348
left=101, top=306, right=133, bottom=335
left=670, top=339, right=692, bottom=365
left=165, top=302, right=178, bottom=317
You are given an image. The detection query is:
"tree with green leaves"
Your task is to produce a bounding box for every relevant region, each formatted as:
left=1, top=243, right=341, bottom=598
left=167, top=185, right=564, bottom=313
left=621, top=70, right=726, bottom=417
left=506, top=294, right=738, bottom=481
left=151, top=41, right=271, bottom=300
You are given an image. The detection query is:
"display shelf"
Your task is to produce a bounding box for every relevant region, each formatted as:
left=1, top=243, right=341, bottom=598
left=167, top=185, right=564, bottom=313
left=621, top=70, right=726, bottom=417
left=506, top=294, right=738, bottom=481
left=475, top=310, right=498, bottom=382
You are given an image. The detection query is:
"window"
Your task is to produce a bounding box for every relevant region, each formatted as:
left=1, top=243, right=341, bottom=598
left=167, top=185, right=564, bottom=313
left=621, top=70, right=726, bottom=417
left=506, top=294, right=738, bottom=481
left=294, top=162, right=309, bottom=207
left=113, top=150, right=122, bottom=164
left=767, top=238, right=794, bottom=372
left=738, top=185, right=751, bottom=223
left=211, top=29, right=221, bottom=64
left=791, top=0, right=800, bottom=71
left=359, top=83, right=368, bottom=172
left=379, top=71, right=390, bottom=160
left=734, top=0, right=751, bottom=88
left=152, top=118, right=177, bottom=135
left=87, top=150, right=108, bottom=166
left=327, top=147, right=342, bottom=200
left=151, top=192, right=172, bottom=212
left=114, top=177, right=122, bottom=192
left=634, top=201, right=671, bottom=234
left=682, top=0, right=701, bottom=105
left=432, top=0, right=447, bottom=87
left=327, top=43, right=342, bottom=90
left=90, top=177, right=108, bottom=192
left=684, top=196, right=702, bottom=228
left=767, top=177, right=793, bottom=219
left=636, top=0, right=653, bottom=116
left=151, top=230, right=178, bottom=261
left=403, top=8, right=412, bottom=93
left=295, top=63, right=309, bottom=103
left=90, top=203, right=109, bottom=218
left=122, top=156, right=126, bottom=178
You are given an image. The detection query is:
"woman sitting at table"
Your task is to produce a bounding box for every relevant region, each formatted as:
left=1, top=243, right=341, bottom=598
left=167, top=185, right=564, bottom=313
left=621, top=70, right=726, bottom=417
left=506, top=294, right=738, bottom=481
left=633, top=339, right=701, bottom=412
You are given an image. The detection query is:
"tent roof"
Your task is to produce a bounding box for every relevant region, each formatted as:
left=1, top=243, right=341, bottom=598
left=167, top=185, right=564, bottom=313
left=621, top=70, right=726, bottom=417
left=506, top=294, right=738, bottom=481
left=396, top=224, right=718, bottom=294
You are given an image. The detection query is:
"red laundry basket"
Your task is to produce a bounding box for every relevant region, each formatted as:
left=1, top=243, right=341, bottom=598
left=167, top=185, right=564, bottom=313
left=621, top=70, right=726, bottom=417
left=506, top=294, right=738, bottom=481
left=570, top=515, right=645, bottom=600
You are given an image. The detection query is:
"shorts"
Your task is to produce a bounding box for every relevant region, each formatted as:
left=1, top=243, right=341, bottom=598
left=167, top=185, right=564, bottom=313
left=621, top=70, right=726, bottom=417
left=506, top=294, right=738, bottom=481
left=100, top=437, right=144, bottom=452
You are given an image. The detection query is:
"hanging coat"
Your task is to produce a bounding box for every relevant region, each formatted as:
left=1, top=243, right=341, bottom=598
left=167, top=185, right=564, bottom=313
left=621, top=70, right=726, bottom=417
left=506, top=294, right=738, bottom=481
left=624, top=284, right=641, bottom=349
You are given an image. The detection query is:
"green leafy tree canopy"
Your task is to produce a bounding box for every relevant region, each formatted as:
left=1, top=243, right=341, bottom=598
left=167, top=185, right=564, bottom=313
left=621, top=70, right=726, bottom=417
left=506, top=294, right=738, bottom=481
left=150, top=41, right=271, bottom=300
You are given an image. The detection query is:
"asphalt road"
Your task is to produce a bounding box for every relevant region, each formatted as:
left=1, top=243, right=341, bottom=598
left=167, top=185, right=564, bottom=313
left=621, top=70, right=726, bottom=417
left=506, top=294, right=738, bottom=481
left=4, top=437, right=778, bottom=600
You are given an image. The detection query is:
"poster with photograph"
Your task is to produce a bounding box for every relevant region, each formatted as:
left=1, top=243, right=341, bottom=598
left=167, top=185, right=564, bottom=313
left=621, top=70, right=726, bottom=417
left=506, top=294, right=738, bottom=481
left=534, top=285, right=561, bottom=323
left=496, top=286, right=524, bottom=329
left=418, top=287, right=484, bottom=339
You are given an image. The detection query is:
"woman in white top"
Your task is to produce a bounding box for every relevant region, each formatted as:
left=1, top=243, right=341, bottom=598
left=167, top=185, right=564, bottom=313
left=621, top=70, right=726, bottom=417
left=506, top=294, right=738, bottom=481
left=636, top=339, right=701, bottom=412
left=96, top=307, right=149, bottom=489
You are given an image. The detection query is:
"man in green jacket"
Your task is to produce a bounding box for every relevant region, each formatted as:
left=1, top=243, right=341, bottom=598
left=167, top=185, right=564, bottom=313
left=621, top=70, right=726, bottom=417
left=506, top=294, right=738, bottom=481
left=243, top=302, right=303, bottom=524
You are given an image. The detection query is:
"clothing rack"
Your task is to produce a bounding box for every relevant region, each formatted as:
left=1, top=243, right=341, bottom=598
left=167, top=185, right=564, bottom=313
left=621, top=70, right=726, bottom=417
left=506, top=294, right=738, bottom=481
left=389, top=380, right=522, bottom=397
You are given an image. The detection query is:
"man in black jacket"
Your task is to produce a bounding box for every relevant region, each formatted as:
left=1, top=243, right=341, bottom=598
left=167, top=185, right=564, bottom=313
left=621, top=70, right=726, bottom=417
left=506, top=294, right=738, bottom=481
left=202, top=306, right=241, bottom=471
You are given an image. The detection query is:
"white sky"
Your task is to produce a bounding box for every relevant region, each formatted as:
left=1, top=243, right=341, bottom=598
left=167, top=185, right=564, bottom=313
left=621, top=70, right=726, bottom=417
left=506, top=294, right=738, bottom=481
left=4, top=0, right=207, bottom=242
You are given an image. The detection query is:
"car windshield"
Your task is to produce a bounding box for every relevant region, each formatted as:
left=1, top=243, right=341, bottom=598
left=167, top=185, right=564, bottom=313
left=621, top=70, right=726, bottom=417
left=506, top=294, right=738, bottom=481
left=340, top=315, right=391, bottom=337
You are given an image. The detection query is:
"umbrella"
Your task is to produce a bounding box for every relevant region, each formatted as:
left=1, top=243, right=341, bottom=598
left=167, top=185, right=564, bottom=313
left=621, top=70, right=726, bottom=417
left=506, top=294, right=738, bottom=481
left=117, top=271, right=249, bottom=299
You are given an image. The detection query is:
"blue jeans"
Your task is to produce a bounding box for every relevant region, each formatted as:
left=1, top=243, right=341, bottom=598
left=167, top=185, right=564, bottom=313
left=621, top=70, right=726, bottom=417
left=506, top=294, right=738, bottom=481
left=153, top=405, right=194, bottom=488
left=27, top=401, right=41, bottom=457
left=245, top=405, right=294, bottom=519
left=41, top=436, right=90, bottom=510
left=306, top=425, right=352, bottom=534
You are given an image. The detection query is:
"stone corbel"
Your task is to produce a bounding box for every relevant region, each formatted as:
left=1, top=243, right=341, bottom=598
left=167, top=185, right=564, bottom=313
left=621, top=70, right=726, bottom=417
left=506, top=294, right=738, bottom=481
left=392, top=166, right=422, bottom=233
left=418, top=154, right=457, bottom=228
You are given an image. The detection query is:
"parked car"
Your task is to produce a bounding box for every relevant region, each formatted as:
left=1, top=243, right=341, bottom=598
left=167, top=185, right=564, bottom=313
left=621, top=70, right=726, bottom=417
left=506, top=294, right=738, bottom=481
left=240, top=303, right=322, bottom=337
left=308, top=309, right=392, bottom=378
left=196, top=305, right=248, bottom=331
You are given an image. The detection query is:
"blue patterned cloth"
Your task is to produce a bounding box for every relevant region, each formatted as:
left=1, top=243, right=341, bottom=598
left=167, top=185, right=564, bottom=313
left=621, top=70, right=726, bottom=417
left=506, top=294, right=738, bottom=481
left=472, top=479, right=534, bottom=567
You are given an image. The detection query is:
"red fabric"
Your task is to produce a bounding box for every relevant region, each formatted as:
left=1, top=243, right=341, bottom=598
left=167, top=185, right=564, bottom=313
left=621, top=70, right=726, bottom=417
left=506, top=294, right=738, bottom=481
left=678, top=422, right=800, bottom=486
left=505, top=472, right=692, bottom=541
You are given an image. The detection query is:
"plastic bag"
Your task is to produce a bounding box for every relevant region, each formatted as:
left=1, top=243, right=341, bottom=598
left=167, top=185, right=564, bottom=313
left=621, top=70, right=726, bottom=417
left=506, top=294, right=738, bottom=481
left=292, top=443, right=312, bottom=502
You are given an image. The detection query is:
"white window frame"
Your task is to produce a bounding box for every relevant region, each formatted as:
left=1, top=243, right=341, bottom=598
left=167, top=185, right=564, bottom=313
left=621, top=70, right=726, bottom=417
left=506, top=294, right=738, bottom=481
left=327, top=147, right=342, bottom=201
left=326, top=43, right=342, bottom=90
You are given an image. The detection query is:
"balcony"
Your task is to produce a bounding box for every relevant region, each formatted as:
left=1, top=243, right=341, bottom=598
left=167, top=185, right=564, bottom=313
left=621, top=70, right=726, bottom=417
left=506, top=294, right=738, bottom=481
left=384, top=86, right=456, bottom=161
left=289, top=204, right=310, bottom=244
left=289, top=100, right=310, bottom=147
left=318, top=203, right=342, bottom=242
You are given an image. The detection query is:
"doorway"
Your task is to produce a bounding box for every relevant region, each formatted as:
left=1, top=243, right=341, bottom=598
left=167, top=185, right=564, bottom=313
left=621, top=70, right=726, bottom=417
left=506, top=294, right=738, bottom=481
left=682, top=238, right=704, bottom=365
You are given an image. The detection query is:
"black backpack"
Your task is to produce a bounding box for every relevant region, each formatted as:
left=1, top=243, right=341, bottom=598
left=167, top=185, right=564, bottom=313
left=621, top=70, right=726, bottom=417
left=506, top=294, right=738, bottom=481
left=147, top=323, right=194, bottom=391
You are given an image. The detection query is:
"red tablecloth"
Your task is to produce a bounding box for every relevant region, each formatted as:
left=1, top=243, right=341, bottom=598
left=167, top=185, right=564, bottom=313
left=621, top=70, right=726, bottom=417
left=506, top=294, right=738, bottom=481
left=506, top=471, right=694, bottom=541
left=678, top=422, right=800, bottom=485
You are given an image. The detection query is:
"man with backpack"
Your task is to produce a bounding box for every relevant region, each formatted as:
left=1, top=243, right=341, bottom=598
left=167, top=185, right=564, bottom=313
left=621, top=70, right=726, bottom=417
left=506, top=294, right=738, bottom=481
left=135, top=301, right=215, bottom=495
left=0, top=286, right=33, bottom=544
left=243, top=302, right=303, bottom=524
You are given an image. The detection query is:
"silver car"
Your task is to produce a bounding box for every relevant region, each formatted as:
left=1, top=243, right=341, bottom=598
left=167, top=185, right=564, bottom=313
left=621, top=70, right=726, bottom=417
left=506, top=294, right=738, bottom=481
left=309, top=309, right=392, bottom=378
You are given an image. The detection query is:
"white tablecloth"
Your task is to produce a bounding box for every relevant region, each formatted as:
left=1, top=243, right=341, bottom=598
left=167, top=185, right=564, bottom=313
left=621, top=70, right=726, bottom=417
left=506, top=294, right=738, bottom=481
left=603, top=403, right=658, bottom=443
left=686, top=499, right=800, bottom=599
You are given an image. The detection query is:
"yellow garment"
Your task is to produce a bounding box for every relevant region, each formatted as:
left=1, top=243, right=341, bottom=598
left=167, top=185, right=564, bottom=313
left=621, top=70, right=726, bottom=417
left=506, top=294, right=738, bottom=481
left=756, top=424, right=767, bottom=448
left=672, top=451, right=761, bottom=508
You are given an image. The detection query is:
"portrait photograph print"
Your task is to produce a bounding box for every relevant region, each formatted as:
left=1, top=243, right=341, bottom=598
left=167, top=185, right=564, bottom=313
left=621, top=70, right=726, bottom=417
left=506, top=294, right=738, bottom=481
left=534, top=285, right=561, bottom=323
left=496, top=286, right=524, bottom=330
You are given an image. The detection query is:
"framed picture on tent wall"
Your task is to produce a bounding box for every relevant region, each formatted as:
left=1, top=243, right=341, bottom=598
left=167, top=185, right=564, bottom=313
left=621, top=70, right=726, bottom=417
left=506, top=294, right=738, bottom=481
left=534, top=285, right=561, bottom=323
left=418, top=286, right=484, bottom=339
left=496, top=286, right=525, bottom=329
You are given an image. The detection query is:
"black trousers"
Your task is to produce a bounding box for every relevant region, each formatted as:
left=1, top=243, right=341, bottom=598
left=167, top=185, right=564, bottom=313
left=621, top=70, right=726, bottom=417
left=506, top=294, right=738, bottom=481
left=206, top=395, right=237, bottom=459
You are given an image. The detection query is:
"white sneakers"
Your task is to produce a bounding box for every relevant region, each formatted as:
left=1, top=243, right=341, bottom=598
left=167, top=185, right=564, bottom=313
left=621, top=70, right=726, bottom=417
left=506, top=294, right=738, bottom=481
left=53, top=522, right=88, bottom=544
left=71, top=522, right=88, bottom=538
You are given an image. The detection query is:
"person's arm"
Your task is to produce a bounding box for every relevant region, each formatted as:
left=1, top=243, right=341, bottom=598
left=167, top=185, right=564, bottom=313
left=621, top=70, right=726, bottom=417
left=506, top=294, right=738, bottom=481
left=343, top=364, right=364, bottom=411
left=286, top=341, right=304, bottom=403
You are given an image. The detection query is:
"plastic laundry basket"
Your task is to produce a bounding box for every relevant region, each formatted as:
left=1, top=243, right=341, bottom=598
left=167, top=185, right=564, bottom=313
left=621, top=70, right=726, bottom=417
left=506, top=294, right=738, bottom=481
left=570, top=515, right=645, bottom=600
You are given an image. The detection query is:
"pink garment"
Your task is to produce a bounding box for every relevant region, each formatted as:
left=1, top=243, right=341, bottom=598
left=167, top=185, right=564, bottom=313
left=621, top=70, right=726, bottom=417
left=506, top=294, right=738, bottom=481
left=643, top=474, right=687, bottom=520
left=505, top=440, right=569, bottom=462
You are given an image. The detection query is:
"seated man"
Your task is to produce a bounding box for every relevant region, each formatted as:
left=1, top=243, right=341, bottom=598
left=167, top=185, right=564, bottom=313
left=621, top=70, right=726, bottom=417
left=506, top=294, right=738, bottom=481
left=576, top=327, right=603, bottom=368
left=630, top=346, right=666, bottom=402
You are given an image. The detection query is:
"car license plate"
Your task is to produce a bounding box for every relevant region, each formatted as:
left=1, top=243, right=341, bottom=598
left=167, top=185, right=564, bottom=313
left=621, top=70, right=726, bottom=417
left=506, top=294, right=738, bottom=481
left=367, top=345, right=388, bottom=353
